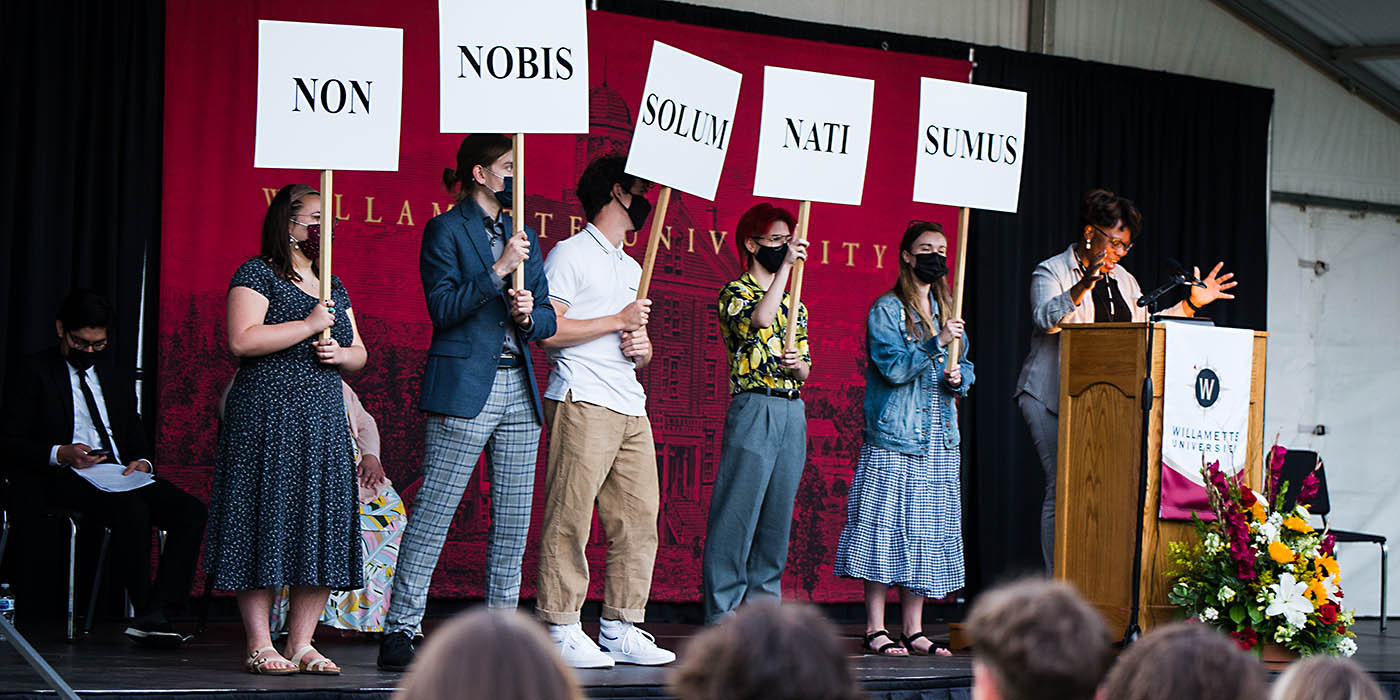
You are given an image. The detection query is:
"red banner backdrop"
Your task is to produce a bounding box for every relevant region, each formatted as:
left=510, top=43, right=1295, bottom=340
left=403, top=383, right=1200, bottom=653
left=159, top=2, right=969, bottom=603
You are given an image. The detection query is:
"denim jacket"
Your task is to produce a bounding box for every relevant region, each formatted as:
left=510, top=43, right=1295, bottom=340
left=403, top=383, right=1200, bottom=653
left=863, top=292, right=975, bottom=455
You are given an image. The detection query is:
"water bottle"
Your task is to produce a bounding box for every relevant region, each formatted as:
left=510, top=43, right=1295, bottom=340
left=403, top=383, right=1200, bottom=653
left=0, top=583, right=14, bottom=641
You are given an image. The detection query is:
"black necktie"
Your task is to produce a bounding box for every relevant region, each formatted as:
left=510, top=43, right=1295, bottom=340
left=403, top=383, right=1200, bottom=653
left=76, top=370, right=116, bottom=460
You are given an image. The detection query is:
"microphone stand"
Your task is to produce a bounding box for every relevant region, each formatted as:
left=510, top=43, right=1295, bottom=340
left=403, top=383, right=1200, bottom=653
left=1119, top=273, right=1193, bottom=647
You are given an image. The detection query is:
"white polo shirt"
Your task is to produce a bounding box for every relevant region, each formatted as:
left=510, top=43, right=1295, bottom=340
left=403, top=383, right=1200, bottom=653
left=543, top=223, right=647, bottom=416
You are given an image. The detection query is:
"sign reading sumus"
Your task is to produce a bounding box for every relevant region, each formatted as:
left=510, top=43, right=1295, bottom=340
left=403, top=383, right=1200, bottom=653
left=912, top=78, right=1026, bottom=213
left=625, top=42, right=741, bottom=201
left=752, top=66, right=874, bottom=206
left=253, top=20, right=403, bottom=171
left=438, top=0, right=589, bottom=134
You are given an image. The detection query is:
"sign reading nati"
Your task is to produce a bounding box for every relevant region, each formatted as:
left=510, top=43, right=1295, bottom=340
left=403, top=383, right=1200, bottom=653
left=254, top=20, right=403, bottom=171
left=625, top=42, right=741, bottom=202
left=438, top=0, right=588, bottom=134
left=752, top=66, right=875, bottom=206
left=912, top=77, right=1026, bottom=213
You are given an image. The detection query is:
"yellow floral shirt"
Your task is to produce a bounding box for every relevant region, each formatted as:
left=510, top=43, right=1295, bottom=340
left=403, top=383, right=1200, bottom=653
left=717, top=273, right=811, bottom=394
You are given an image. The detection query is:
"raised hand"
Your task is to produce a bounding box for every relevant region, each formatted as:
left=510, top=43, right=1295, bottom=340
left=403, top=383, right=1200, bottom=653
left=1188, top=262, right=1238, bottom=309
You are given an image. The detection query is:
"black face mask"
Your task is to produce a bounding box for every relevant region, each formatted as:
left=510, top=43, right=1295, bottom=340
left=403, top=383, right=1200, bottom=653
left=753, top=243, right=789, bottom=274
left=65, top=348, right=104, bottom=372
left=912, top=252, right=948, bottom=283
left=494, top=176, right=513, bottom=208
left=614, top=190, right=652, bottom=231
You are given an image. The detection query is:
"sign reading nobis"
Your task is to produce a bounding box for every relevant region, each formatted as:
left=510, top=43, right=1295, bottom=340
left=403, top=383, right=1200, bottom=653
left=625, top=42, right=742, bottom=202
left=752, top=66, right=875, bottom=206
left=438, top=0, right=589, bottom=134
left=253, top=20, right=403, bottom=171
left=912, top=77, right=1026, bottom=213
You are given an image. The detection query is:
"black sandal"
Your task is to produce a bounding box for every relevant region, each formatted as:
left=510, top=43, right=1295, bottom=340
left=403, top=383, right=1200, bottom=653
left=862, top=630, right=906, bottom=656
left=901, top=632, right=951, bottom=656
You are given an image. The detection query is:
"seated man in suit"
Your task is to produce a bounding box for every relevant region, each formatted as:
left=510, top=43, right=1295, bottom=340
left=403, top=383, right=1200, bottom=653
left=0, top=289, right=207, bottom=646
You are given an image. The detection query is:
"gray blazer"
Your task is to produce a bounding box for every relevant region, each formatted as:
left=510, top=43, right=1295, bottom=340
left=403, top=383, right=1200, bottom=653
left=1014, top=244, right=1147, bottom=413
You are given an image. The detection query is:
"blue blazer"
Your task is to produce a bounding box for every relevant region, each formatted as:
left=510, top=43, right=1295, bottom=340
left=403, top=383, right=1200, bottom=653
left=419, top=199, right=556, bottom=422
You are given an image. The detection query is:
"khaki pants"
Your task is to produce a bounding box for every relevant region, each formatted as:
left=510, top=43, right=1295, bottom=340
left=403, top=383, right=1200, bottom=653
left=535, top=394, right=659, bottom=624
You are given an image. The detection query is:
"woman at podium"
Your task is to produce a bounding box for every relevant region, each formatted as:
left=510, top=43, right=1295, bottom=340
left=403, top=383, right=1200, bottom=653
left=1014, top=188, right=1237, bottom=573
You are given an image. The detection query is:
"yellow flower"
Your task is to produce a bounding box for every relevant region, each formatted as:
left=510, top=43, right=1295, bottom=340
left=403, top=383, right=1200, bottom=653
left=1251, top=502, right=1267, bottom=523
left=1283, top=516, right=1314, bottom=534
left=1304, top=577, right=1328, bottom=609
left=1268, top=541, right=1295, bottom=564
left=1314, top=554, right=1340, bottom=579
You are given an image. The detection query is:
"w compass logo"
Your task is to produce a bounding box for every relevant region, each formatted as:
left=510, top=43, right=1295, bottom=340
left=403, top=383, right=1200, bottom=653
left=1194, top=368, right=1221, bottom=408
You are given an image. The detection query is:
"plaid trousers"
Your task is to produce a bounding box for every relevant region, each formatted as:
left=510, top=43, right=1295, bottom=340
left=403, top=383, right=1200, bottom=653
left=385, top=367, right=540, bottom=635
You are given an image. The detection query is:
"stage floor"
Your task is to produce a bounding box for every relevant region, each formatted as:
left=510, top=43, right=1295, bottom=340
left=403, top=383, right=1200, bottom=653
left=1, top=619, right=1396, bottom=699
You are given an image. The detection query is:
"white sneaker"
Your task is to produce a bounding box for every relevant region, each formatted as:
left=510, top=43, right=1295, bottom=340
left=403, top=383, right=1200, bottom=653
left=597, top=621, right=676, bottom=666
left=549, top=623, right=616, bottom=669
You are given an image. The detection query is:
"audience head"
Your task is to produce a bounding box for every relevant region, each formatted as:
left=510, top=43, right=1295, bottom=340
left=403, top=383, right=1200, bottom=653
left=967, top=578, right=1112, bottom=700
left=734, top=202, right=797, bottom=272
left=394, top=609, right=583, bottom=700
left=1271, top=654, right=1385, bottom=700
left=56, top=289, right=113, bottom=362
left=443, top=133, right=513, bottom=204
left=575, top=154, right=651, bottom=228
left=259, top=183, right=321, bottom=282
left=1097, top=621, right=1265, bottom=700
left=670, top=603, right=861, bottom=700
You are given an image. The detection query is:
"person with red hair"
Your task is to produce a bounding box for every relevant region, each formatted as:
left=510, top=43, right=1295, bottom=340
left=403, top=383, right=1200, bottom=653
left=700, top=202, right=812, bottom=624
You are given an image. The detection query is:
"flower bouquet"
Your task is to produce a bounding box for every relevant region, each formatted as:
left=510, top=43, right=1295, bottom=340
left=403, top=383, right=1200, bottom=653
left=1166, top=447, right=1357, bottom=657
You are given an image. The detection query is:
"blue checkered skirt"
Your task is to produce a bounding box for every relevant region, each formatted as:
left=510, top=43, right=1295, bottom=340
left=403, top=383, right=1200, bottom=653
left=833, top=421, right=965, bottom=598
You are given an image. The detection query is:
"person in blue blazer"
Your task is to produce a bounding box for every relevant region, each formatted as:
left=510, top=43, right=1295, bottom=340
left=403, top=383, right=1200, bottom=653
left=379, top=133, right=556, bottom=671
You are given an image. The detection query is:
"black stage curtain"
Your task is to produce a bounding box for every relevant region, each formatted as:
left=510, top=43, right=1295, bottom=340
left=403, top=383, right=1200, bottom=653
left=962, top=46, right=1273, bottom=587
left=0, top=0, right=163, bottom=414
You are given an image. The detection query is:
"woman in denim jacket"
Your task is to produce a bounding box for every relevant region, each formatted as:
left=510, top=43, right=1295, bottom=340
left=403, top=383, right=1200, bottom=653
left=834, top=221, right=974, bottom=657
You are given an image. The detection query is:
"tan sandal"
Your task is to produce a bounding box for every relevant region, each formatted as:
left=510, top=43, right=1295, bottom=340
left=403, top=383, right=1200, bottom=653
left=289, top=644, right=341, bottom=675
left=245, top=646, right=298, bottom=675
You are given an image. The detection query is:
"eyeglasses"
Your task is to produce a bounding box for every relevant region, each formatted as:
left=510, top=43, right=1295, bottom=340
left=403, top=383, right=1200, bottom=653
left=751, top=234, right=793, bottom=246
left=66, top=333, right=108, bottom=351
left=1091, top=226, right=1133, bottom=254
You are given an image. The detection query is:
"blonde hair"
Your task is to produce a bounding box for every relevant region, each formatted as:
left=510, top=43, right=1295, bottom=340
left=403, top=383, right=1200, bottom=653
left=394, top=609, right=584, bottom=700
left=1271, top=655, right=1385, bottom=700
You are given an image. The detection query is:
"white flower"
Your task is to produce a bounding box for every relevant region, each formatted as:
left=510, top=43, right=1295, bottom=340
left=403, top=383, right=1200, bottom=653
left=1258, top=520, right=1281, bottom=543
left=1266, top=573, right=1313, bottom=629
left=1201, top=607, right=1219, bottom=622
left=1218, top=586, right=1236, bottom=603
left=1204, top=532, right=1224, bottom=553
left=1338, top=637, right=1357, bottom=657
left=1322, top=576, right=1342, bottom=603
left=1274, top=626, right=1295, bottom=643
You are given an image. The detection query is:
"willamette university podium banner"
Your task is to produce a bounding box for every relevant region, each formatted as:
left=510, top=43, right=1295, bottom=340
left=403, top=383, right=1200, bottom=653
left=158, top=2, right=969, bottom=603
left=1160, top=323, right=1255, bottom=520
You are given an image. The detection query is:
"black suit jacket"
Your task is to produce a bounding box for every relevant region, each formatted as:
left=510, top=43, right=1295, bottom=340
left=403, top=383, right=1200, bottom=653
left=0, top=347, right=152, bottom=475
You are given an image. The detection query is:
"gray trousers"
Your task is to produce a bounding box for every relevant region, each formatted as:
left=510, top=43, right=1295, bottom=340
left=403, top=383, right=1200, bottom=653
left=701, top=392, right=807, bottom=624
left=1018, top=393, right=1058, bottom=574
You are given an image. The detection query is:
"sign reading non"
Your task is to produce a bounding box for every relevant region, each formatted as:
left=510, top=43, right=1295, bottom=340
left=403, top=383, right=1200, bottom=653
left=624, top=42, right=741, bottom=201
left=752, top=66, right=875, bottom=206
left=912, top=77, right=1026, bottom=213
left=438, top=0, right=589, bottom=134
left=254, top=20, right=403, bottom=171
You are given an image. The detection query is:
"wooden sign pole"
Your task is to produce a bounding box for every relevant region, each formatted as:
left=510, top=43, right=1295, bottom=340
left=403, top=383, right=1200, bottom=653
left=635, top=185, right=672, bottom=300
left=783, top=200, right=812, bottom=351
left=946, top=206, right=970, bottom=361
left=319, top=168, right=335, bottom=341
left=512, top=133, right=526, bottom=291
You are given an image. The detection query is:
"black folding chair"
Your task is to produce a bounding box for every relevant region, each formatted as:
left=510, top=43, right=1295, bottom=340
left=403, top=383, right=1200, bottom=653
left=1280, top=450, right=1388, bottom=631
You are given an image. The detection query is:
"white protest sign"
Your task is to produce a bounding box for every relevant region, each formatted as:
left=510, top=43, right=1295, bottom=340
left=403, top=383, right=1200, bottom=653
left=624, top=42, right=741, bottom=201
left=253, top=20, right=403, bottom=171
left=912, top=77, right=1026, bottom=213
left=752, top=67, right=875, bottom=206
left=438, top=0, right=589, bottom=134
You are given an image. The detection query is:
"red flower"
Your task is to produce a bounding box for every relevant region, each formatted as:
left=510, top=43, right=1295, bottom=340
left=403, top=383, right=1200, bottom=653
left=1299, top=473, right=1321, bottom=506
left=1231, top=627, right=1259, bottom=650
left=1317, top=604, right=1339, bottom=625
left=1321, top=533, right=1337, bottom=556
left=1337, top=625, right=1347, bottom=635
left=1239, top=484, right=1257, bottom=508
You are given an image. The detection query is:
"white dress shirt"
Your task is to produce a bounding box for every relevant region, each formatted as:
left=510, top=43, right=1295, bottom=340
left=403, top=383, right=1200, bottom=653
left=48, top=363, right=150, bottom=471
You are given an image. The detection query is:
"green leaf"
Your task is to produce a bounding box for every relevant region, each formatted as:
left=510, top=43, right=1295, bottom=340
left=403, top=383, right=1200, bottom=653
left=1248, top=606, right=1264, bottom=624
left=1230, top=605, right=1246, bottom=624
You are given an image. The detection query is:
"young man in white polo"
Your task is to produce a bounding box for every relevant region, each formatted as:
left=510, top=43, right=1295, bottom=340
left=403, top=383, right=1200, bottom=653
left=535, top=155, right=674, bottom=668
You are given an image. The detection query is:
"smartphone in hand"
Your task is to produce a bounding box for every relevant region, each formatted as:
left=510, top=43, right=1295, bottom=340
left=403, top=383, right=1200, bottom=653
left=86, top=448, right=112, bottom=458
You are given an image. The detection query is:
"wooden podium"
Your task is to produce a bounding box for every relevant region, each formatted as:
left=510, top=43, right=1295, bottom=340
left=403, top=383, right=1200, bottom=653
left=1054, top=322, right=1267, bottom=634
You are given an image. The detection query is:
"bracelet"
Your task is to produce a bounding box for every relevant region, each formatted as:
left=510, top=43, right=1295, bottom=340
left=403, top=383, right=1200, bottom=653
left=1185, top=297, right=1201, bottom=313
